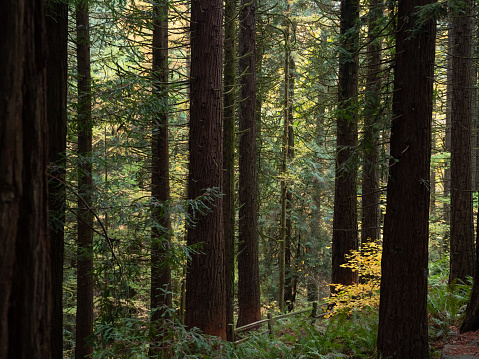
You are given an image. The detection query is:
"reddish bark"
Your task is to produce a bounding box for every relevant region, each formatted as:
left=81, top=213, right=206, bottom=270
left=237, top=0, right=261, bottom=327
left=185, top=0, right=226, bottom=339
left=331, top=0, right=359, bottom=289
left=377, top=0, right=436, bottom=356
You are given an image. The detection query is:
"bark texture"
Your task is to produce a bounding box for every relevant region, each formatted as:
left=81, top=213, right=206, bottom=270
left=223, top=0, right=237, bottom=341
left=46, top=1, right=68, bottom=357
left=361, top=0, right=381, bottom=246
left=185, top=0, right=226, bottom=338
left=284, top=59, right=296, bottom=312
left=75, top=2, right=94, bottom=357
left=377, top=1, right=436, bottom=357
left=237, top=0, right=261, bottom=327
left=149, top=0, right=172, bottom=355
left=0, top=0, right=51, bottom=357
left=331, top=0, right=359, bottom=288
left=449, top=0, right=475, bottom=285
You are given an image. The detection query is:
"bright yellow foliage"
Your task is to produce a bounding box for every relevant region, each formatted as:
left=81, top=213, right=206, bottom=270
left=325, top=242, right=382, bottom=317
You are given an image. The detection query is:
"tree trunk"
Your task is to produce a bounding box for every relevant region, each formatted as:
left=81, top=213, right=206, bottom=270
left=75, top=2, right=94, bottom=358
left=185, top=0, right=226, bottom=338
left=279, top=4, right=291, bottom=311
left=45, top=1, right=68, bottom=357
left=284, top=57, right=296, bottom=312
left=223, top=0, right=237, bottom=342
left=361, top=0, right=381, bottom=246
left=1, top=1, right=51, bottom=358
left=449, top=0, right=475, bottom=285
left=377, top=0, right=436, bottom=356
left=149, top=0, right=172, bottom=355
left=237, top=0, right=261, bottom=327
left=444, top=21, right=452, bottom=251
left=331, top=0, right=359, bottom=289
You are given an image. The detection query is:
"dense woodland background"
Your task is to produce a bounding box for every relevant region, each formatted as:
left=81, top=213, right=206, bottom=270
left=4, top=0, right=479, bottom=357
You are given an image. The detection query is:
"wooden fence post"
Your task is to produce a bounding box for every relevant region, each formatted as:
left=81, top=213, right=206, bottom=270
left=310, top=301, right=318, bottom=321
left=267, top=312, right=274, bottom=336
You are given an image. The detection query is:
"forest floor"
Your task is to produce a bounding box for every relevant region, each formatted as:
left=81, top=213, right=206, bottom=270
left=433, top=327, right=479, bottom=358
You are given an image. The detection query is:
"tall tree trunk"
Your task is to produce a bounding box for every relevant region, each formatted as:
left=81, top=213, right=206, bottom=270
left=331, top=0, right=359, bottom=289
left=185, top=0, right=226, bottom=338
left=377, top=0, right=436, bottom=356
left=237, top=0, right=261, bottom=327
left=1, top=1, right=51, bottom=358
left=361, top=0, right=381, bottom=246
left=284, top=56, right=296, bottom=312
left=223, top=0, right=236, bottom=341
left=444, top=21, right=452, bottom=250
left=76, top=2, right=94, bottom=358
left=45, top=1, right=68, bottom=357
left=149, top=0, right=172, bottom=355
left=449, top=0, right=475, bottom=285
left=279, top=3, right=291, bottom=311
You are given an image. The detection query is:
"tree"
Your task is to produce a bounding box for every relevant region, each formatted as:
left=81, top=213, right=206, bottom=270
left=284, top=56, right=296, bottom=312
left=377, top=1, right=436, bottom=356
left=237, top=0, right=261, bottom=326
left=76, top=1, right=94, bottom=357
left=457, top=0, right=479, bottom=334
left=0, top=0, right=51, bottom=357
left=223, top=0, right=237, bottom=341
left=361, top=0, right=382, bottom=246
left=149, top=0, right=172, bottom=354
left=331, top=0, right=359, bottom=289
left=449, top=0, right=474, bottom=285
left=46, top=1, right=68, bottom=357
left=185, top=0, right=226, bottom=338
left=279, top=1, right=292, bottom=311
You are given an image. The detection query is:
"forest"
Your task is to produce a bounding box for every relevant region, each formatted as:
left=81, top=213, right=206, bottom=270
left=3, top=0, right=479, bottom=358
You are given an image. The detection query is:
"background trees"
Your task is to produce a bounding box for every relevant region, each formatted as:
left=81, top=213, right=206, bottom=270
left=7, top=0, right=479, bottom=356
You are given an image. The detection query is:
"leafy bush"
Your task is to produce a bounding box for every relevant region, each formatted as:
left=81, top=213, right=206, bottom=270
left=326, top=242, right=381, bottom=317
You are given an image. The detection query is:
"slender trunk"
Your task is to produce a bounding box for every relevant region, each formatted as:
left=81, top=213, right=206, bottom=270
left=149, top=0, right=172, bottom=355
left=45, top=1, right=68, bottom=357
left=279, top=4, right=291, bottom=311
left=237, top=0, right=261, bottom=327
left=284, top=57, right=295, bottom=312
left=331, top=0, right=359, bottom=289
left=361, top=0, right=381, bottom=246
left=223, top=0, right=236, bottom=341
left=444, top=22, right=452, bottom=249
left=449, top=0, right=475, bottom=284
left=75, top=2, right=94, bottom=358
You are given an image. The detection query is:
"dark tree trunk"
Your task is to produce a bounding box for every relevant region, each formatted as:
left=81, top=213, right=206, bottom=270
left=449, top=0, right=475, bottom=285
left=185, top=0, right=226, bottom=339
left=237, top=0, right=261, bottom=328
left=1, top=0, right=51, bottom=358
left=361, top=0, right=381, bottom=246
left=149, top=0, right=172, bottom=355
left=377, top=0, right=436, bottom=357
left=444, top=22, right=452, bottom=251
left=279, top=8, right=291, bottom=311
left=223, top=0, right=237, bottom=342
left=45, top=1, right=68, bottom=357
left=75, top=2, right=94, bottom=358
left=331, top=0, right=359, bottom=289
left=284, top=58, right=295, bottom=312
